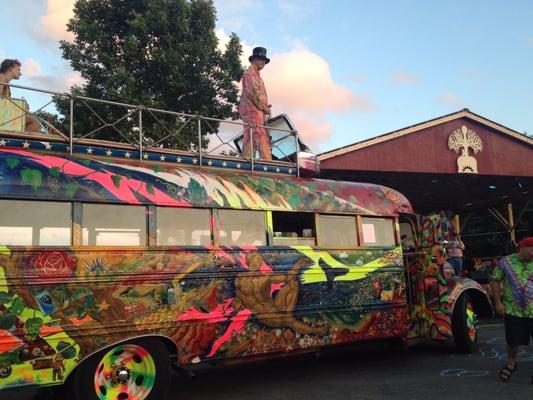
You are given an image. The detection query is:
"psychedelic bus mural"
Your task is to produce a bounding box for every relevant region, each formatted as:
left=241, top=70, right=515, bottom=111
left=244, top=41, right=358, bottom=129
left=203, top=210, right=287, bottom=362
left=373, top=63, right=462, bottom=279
left=0, top=138, right=491, bottom=399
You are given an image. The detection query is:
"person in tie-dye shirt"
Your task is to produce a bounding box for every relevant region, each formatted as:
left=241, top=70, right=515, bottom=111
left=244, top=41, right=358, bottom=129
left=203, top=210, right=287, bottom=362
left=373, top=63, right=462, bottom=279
left=490, top=237, right=533, bottom=383
left=238, top=47, right=272, bottom=160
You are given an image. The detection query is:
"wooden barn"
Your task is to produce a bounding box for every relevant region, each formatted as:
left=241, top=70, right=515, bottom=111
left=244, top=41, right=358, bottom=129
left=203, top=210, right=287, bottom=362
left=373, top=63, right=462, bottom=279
left=319, top=109, right=533, bottom=262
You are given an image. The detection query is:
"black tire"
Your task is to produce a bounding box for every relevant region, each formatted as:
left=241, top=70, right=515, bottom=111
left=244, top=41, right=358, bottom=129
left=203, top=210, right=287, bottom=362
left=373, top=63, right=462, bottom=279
left=452, top=293, right=478, bottom=353
left=66, top=337, right=171, bottom=400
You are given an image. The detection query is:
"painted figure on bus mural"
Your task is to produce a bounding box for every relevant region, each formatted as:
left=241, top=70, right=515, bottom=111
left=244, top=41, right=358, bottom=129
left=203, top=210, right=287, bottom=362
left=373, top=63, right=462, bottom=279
left=239, top=47, right=272, bottom=161
left=0, top=244, right=408, bottom=384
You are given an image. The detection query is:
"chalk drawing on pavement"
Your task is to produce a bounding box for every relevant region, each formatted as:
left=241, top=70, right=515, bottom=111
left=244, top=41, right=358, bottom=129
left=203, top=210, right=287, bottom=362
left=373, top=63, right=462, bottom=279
left=451, top=337, right=533, bottom=362
left=440, top=369, right=490, bottom=378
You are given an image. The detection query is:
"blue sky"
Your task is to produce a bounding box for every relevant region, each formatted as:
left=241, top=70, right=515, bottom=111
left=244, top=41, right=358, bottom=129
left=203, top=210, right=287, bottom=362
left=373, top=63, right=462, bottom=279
left=2, top=0, right=532, bottom=152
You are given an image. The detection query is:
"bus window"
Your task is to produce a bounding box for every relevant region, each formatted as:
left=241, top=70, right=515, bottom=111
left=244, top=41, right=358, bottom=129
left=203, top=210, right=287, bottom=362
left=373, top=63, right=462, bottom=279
left=317, top=215, right=357, bottom=248
left=399, top=221, right=416, bottom=251
left=360, top=217, right=396, bottom=247
left=218, top=210, right=266, bottom=246
left=156, top=207, right=211, bottom=246
left=82, top=204, right=147, bottom=246
left=420, top=218, right=435, bottom=248
left=272, top=212, right=316, bottom=246
left=0, top=200, right=71, bottom=246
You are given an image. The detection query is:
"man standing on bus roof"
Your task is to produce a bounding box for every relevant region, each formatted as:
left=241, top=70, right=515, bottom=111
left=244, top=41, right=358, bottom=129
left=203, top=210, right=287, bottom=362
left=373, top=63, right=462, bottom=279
left=0, top=58, right=42, bottom=133
left=238, top=47, right=272, bottom=161
left=490, top=236, right=533, bottom=383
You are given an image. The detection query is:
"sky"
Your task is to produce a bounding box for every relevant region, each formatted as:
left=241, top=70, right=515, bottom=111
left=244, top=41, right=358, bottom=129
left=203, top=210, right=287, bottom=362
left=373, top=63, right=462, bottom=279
left=1, top=0, right=532, bottom=153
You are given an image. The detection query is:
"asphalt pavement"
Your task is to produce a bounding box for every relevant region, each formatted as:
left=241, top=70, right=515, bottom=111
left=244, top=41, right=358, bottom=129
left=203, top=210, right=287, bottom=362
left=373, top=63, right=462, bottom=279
left=4, top=322, right=533, bottom=400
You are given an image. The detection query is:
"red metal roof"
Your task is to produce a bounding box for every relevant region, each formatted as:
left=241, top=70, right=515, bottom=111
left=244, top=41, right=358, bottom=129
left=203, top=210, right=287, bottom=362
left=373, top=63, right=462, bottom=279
left=319, top=109, right=533, bottom=177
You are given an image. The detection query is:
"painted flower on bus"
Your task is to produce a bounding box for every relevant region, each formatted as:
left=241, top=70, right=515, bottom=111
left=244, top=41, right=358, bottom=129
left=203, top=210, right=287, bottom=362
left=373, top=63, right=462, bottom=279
left=33, top=250, right=77, bottom=278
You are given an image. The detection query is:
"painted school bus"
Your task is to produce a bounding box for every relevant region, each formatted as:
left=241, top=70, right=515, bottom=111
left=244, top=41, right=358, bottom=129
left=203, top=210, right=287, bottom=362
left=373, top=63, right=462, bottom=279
left=0, top=136, right=491, bottom=399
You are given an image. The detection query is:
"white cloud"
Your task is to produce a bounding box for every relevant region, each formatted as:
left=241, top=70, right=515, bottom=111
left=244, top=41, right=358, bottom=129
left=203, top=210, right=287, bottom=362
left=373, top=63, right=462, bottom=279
left=391, top=70, right=418, bottom=86
left=216, top=29, right=230, bottom=51
left=22, top=58, right=42, bottom=79
left=64, top=72, right=84, bottom=88
left=213, top=35, right=373, bottom=151
left=438, top=92, right=463, bottom=108
left=4, top=1, right=80, bottom=92
left=25, top=60, right=83, bottom=93
left=39, top=0, right=75, bottom=42
left=262, top=47, right=374, bottom=150
left=215, top=28, right=253, bottom=66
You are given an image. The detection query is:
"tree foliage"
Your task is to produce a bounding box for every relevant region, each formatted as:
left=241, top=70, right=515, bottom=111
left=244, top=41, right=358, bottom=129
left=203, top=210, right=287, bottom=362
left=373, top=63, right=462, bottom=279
left=56, top=0, right=243, bottom=149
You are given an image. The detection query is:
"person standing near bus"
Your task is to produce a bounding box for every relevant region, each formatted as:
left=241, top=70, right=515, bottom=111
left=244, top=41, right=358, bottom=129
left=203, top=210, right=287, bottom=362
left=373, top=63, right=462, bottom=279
left=446, top=233, right=465, bottom=276
left=0, top=58, right=41, bottom=133
left=490, top=237, right=533, bottom=383
left=238, top=47, right=272, bottom=160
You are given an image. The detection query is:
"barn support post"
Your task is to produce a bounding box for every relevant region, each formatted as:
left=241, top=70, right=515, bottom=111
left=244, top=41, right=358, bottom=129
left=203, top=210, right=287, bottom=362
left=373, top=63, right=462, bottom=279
left=508, top=203, right=516, bottom=244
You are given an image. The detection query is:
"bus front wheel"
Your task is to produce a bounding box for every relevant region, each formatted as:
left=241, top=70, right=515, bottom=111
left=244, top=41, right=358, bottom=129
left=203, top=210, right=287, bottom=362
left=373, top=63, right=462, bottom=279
left=67, top=337, right=171, bottom=400
left=452, top=293, right=478, bottom=353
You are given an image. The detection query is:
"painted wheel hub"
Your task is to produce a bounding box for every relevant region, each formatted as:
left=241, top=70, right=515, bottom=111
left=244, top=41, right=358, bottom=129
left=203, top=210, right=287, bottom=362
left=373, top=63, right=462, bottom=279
left=113, top=366, right=132, bottom=384
left=94, top=344, right=156, bottom=400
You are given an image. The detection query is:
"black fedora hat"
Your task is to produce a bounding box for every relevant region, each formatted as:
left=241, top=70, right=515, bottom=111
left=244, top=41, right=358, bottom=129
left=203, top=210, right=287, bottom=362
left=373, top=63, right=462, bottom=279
left=249, top=47, right=270, bottom=64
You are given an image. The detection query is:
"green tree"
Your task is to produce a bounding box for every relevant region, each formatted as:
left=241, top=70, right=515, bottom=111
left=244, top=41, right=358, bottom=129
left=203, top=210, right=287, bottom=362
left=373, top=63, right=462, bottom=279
left=56, top=0, right=243, bottom=149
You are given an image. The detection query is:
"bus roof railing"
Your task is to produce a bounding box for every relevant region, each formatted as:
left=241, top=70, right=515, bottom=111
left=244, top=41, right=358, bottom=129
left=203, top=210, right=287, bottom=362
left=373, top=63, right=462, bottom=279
left=0, top=82, right=306, bottom=176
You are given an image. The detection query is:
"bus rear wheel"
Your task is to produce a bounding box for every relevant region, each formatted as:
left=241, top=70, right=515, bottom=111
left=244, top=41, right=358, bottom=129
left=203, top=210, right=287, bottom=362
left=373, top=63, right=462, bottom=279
left=452, top=293, right=478, bottom=353
left=67, top=338, right=171, bottom=400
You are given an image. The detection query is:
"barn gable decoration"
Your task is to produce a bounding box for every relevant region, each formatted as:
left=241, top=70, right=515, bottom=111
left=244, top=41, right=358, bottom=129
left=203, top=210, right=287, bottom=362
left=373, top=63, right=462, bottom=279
left=448, top=125, right=483, bottom=174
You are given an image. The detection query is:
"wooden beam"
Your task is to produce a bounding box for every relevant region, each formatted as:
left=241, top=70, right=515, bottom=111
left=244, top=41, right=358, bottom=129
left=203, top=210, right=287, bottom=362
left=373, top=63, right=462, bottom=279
left=453, top=214, right=461, bottom=235
left=489, top=208, right=510, bottom=229
left=508, top=203, right=516, bottom=243
left=515, top=200, right=531, bottom=228
left=460, top=213, right=471, bottom=232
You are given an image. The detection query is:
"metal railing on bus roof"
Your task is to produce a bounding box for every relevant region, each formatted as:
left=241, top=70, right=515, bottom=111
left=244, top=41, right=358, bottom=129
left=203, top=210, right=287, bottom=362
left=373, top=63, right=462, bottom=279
left=0, top=82, right=302, bottom=176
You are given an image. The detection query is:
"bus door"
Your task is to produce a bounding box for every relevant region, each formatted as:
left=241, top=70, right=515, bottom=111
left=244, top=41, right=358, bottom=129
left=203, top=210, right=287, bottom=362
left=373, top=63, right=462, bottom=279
left=399, top=218, right=423, bottom=313
left=417, top=214, right=449, bottom=312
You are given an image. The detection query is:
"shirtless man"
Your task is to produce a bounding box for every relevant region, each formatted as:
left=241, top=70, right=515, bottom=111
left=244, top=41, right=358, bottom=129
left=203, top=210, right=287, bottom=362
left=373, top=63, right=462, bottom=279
left=0, top=59, right=41, bottom=133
